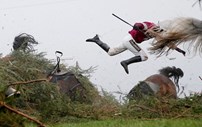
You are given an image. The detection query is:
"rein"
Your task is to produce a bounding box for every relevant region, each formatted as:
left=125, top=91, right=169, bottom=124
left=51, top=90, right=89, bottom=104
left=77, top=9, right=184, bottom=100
left=48, top=51, right=63, bottom=77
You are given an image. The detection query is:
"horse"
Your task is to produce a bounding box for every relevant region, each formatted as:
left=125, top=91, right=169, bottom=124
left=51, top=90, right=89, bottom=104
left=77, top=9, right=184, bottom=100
left=146, top=17, right=202, bottom=57
left=46, top=51, right=94, bottom=102
left=48, top=71, right=88, bottom=101
left=127, top=66, right=184, bottom=101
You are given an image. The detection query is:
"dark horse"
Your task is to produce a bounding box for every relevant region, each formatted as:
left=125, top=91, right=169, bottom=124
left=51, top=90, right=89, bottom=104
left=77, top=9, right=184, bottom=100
left=127, top=66, right=184, bottom=100
left=46, top=51, right=91, bottom=102
left=47, top=52, right=100, bottom=103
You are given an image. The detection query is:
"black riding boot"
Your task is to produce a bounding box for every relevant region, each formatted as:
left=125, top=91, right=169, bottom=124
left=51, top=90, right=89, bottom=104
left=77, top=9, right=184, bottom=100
left=86, top=34, right=110, bottom=52
left=120, top=56, right=142, bottom=74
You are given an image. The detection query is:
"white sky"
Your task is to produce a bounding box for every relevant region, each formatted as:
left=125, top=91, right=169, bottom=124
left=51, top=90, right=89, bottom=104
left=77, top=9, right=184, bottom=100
left=0, top=0, right=202, bottom=98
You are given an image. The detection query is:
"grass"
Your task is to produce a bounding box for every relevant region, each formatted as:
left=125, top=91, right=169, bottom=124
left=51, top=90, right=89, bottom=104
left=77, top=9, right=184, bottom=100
left=26, top=118, right=202, bottom=127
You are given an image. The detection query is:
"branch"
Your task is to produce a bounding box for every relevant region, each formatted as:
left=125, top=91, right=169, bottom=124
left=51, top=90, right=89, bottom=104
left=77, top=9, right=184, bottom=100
left=133, top=104, right=159, bottom=113
left=173, top=108, right=190, bottom=119
left=0, top=101, right=46, bottom=127
left=9, top=79, right=48, bottom=86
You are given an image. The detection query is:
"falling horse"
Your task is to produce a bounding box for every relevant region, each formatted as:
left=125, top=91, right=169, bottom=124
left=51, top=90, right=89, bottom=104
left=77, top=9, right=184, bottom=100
left=127, top=66, right=184, bottom=101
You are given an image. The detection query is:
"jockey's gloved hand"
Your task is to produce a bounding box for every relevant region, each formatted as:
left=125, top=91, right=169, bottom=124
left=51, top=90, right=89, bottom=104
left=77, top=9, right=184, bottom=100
left=133, top=23, right=143, bottom=30
left=133, top=25, right=140, bottom=30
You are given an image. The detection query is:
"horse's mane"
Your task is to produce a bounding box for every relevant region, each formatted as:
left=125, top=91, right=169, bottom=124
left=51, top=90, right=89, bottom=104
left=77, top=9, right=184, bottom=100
left=158, top=66, right=184, bottom=91
left=148, top=17, right=202, bottom=57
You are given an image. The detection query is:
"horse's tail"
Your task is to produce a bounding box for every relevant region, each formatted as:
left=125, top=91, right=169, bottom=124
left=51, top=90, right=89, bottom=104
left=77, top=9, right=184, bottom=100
left=149, top=17, right=202, bottom=56
left=159, top=66, right=184, bottom=91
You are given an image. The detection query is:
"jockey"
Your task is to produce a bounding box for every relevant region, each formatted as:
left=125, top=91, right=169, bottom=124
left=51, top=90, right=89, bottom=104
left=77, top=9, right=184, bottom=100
left=86, top=21, right=157, bottom=74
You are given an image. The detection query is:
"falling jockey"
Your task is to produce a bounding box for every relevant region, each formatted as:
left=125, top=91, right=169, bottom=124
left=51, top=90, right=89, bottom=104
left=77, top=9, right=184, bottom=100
left=86, top=22, right=158, bottom=74
left=86, top=21, right=186, bottom=74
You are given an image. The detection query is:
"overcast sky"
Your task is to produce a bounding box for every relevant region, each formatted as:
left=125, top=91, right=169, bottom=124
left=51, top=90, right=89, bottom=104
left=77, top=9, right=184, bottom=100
left=0, top=0, right=202, bottom=98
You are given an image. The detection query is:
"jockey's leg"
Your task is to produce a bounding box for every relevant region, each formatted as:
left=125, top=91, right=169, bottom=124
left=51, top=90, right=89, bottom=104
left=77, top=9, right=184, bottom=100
left=121, top=56, right=142, bottom=74
left=86, top=34, right=127, bottom=56
left=120, top=35, right=148, bottom=74
left=86, top=34, right=110, bottom=52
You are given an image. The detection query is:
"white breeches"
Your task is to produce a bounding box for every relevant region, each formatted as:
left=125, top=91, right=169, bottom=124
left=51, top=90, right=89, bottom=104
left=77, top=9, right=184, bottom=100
left=107, top=34, right=148, bottom=61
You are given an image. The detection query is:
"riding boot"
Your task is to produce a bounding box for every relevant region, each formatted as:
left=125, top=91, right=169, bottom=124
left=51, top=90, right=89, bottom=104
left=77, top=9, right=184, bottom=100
left=86, top=34, right=110, bottom=52
left=120, top=56, right=142, bottom=74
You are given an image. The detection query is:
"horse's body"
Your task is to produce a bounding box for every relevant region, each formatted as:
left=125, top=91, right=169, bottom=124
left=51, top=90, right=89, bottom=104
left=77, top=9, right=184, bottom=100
left=144, top=74, right=177, bottom=98
left=127, top=66, right=184, bottom=100
left=48, top=71, right=85, bottom=101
